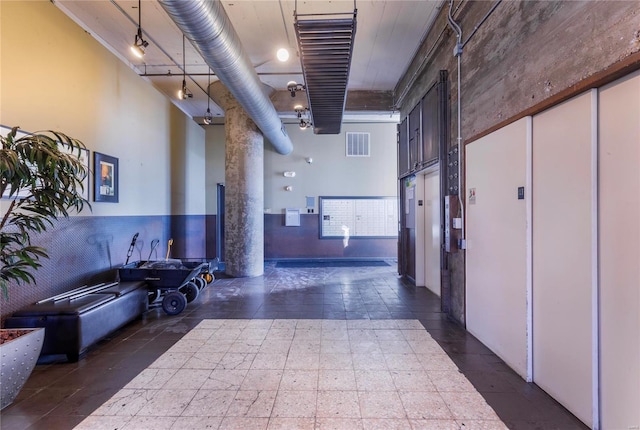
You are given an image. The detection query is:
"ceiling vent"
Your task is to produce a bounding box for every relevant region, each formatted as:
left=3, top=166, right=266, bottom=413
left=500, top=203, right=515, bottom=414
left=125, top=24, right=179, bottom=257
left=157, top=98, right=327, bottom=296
left=294, top=6, right=357, bottom=135
left=346, top=132, right=370, bottom=157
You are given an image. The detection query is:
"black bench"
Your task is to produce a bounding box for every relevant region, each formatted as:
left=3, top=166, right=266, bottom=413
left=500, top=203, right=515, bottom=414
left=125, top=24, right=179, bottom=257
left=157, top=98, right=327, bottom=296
left=4, top=281, right=148, bottom=362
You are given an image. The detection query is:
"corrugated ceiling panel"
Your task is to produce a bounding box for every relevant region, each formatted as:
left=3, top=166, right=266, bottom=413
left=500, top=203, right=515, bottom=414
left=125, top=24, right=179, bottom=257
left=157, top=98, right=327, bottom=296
left=295, top=11, right=357, bottom=134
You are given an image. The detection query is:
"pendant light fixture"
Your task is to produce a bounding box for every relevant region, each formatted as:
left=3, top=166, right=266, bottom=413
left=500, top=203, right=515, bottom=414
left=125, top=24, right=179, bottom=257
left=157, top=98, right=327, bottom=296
left=178, top=34, right=193, bottom=100
left=203, top=68, right=213, bottom=125
left=130, top=0, right=148, bottom=58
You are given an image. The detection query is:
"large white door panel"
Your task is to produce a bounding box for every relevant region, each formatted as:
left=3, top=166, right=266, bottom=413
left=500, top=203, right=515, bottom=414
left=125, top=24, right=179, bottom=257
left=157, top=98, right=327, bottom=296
left=599, top=70, right=640, bottom=430
left=532, top=91, right=593, bottom=427
left=466, top=118, right=528, bottom=378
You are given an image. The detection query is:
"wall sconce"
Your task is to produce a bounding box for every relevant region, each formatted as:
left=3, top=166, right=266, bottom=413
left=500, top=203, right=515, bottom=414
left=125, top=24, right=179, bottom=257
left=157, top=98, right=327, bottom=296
left=285, top=185, right=293, bottom=191
left=283, top=171, right=296, bottom=177
left=287, top=81, right=306, bottom=98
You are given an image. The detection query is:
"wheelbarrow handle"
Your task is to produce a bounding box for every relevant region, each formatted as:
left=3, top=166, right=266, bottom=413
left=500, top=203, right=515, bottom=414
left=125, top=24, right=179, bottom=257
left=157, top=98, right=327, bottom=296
left=148, top=239, right=160, bottom=260
left=125, top=232, right=139, bottom=265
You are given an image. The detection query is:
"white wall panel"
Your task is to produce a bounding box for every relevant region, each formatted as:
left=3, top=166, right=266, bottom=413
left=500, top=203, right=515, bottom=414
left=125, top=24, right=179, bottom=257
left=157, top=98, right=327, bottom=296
left=532, top=92, right=593, bottom=427
left=599, top=70, right=640, bottom=430
left=465, top=118, right=528, bottom=378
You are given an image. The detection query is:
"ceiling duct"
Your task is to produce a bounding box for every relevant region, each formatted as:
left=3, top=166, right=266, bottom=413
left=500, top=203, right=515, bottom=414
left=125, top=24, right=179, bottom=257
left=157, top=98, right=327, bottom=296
left=158, top=0, right=293, bottom=155
left=294, top=7, right=357, bottom=134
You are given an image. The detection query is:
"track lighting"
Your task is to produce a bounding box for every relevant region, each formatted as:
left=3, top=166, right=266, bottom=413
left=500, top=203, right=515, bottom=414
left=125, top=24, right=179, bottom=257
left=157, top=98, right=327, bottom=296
left=294, top=105, right=311, bottom=130
left=287, top=81, right=305, bottom=98
left=178, top=35, right=192, bottom=100
left=131, top=29, right=148, bottom=58
left=299, top=118, right=311, bottom=130
left=203, top=67, right=213, bottom=124
left=130, top=0, right=148, bottom=58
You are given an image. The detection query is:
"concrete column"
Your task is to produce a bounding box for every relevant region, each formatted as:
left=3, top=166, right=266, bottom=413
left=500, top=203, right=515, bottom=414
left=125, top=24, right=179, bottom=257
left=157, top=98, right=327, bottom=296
left=211, top=82, right=264, bottom=277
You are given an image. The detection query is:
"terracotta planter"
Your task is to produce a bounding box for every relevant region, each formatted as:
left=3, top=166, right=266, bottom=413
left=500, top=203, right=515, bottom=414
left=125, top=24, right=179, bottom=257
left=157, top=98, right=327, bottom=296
left=0, top=327, right=45, bottom=410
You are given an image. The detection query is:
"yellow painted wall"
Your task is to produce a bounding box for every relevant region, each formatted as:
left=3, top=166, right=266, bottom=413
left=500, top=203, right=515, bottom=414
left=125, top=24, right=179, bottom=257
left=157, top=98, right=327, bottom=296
left=0, top=1, right=204, bottom=217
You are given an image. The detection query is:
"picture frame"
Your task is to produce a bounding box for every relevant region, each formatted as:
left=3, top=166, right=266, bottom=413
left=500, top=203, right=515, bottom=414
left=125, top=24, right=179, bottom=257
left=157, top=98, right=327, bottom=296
left=1, top=126, right=89, bottom=200
left=93, top=152, right=118, bottom=203
left=1, top=125, right=30, bottom=199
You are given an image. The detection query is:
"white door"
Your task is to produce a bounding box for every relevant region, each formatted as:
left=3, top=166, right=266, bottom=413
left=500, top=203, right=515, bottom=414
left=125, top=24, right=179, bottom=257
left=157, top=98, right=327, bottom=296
left=532, top=91, right=594, bottom=427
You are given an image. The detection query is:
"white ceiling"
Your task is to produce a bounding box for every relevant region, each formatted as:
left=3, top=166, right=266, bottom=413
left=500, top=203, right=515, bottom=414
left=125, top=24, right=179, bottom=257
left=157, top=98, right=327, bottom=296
left=55, top=0, right=441, bottom=123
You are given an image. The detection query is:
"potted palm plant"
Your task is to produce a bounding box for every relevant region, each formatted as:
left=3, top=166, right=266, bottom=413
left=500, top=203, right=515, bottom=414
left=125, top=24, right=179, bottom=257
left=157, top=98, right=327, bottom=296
left=0, top=126, right=90, bottom=409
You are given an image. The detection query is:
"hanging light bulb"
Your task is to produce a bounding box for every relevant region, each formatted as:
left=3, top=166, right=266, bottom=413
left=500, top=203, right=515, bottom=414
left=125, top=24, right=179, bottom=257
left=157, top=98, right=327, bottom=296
left=178, top=79, right=192, bottom=99
left=203, top=67, right=213, bottom=124
left=178, top=35, right=192, bottom=100
left=203, top=108, right=213, bottom=125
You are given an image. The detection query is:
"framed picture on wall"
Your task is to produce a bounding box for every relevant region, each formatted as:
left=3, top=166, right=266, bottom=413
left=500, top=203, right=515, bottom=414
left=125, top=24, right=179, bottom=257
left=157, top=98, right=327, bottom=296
left=1, top=126, right=89, bottom=200
left=1, top=125, right=30, bottom=199
left=93, top=152, right=118, bottom=203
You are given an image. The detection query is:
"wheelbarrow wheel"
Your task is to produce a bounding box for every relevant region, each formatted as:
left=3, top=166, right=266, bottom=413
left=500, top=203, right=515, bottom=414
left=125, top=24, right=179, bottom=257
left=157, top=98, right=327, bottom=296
left=181, top=281, right=200, bottom=303
left=193, top=276, right=206, bottom=291
left=202, top=272, right=214, bottom=284
left=162, top=291, right=187, bottom=315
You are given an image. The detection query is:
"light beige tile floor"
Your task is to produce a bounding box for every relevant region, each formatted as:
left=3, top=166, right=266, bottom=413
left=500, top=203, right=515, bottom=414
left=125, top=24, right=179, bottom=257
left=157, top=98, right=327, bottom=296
left=73, top=320, right=508, bottom=430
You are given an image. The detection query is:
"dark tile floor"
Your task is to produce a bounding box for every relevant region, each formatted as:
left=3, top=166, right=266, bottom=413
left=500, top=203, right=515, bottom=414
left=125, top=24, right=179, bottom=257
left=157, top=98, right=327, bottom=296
left=1, top=262, right=588, bottom=430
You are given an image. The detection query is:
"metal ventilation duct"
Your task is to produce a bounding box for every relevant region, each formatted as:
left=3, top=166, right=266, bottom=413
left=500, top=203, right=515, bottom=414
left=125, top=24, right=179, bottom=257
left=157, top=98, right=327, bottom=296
left=294, top=9, right=357, bottom=134
left=158, top=0, right=293, bottom=155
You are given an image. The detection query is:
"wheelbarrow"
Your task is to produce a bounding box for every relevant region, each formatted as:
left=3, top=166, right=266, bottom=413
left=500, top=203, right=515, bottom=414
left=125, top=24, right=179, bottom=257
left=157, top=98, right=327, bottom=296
left=118, top=259, right=213, bottom=315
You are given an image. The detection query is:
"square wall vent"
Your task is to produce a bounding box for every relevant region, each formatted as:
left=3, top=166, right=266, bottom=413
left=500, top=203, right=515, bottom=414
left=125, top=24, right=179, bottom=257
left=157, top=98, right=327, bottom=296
left=346, top=132, right=370, bottom=157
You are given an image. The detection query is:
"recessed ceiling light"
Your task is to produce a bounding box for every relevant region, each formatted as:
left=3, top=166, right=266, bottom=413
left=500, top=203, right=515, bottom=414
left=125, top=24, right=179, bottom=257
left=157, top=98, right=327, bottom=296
left=276, top=48, right=289, bottom=62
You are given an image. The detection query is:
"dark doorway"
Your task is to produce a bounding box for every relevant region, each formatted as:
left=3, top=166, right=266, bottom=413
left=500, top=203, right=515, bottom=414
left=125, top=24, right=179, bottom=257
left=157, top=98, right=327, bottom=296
left=216, top=183, right=225, bottom=262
